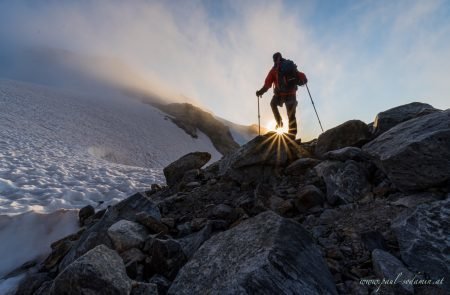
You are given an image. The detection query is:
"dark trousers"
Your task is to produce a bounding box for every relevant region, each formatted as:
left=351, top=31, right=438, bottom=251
left=270, top=95, right=298, bottom=136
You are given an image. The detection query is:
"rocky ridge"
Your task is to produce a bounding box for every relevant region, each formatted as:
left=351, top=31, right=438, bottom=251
left=10, top=102, right=449, bottom=295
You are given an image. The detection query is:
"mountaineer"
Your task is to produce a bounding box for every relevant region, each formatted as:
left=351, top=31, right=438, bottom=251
left=256, top=52, right=307, bottom=140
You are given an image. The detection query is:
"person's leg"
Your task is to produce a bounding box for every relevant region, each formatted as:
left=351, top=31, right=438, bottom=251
left=285, top=96, right=298, bottom=137
left=270, top=96, right=283, bottom=127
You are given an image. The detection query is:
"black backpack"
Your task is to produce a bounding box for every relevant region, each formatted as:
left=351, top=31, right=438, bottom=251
left=278, top=59, right=299, bottom=92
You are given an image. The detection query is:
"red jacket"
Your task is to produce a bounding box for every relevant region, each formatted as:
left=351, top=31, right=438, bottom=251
left=261, top=65, right=307, bottom=96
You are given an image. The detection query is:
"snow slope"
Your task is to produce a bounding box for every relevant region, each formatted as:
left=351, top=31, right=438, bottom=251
left=0, top=79, right=223, bottom=287
left=0, top=79, right=222, bottom=215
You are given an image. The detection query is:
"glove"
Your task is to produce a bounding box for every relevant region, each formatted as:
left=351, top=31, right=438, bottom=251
left=256, top=89, right=265, bottom=97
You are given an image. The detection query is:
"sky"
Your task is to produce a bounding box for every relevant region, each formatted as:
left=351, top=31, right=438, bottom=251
left=0, top=0, right=449, bottom=140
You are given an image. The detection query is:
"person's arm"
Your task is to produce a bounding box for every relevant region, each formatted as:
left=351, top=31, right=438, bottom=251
left=297, top=71, right=308, bottom=86
left=256, top=68, right=275, bottom=97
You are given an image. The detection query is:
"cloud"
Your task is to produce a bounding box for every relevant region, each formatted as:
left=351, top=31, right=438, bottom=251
left=0, top=0, right=449, bottom=140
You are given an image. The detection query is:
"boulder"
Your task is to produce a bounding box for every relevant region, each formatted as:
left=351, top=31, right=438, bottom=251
left=322, top=147, right=371, bottom=162
left=50, top=245, right=132, bottom=295
left=218, top=132, right=304, bottom=181
left=294, top=185, right=325, bottom=212
left=58, top=193, right=160, bottom=271
left=163, top=152, right=211, bottom=186
left=78, top=205, right=95, bottom=226
left=136, top=211, right=169, bottom=234
left=363, top=110, right=450, bottom=192
left=315, top=160, right=371, bottom=205
left=131, top=282, right=158, bottom=295
left=14, top=273, right=52, bottom=295
left=169, top=211, right=337, bottom=295
left=315, top=120, right=371, bottom=157
left=285, top=158, right=321, bottom=175
left=372, top=102, right=438, bottom=136
left=208, top=204, right=239, bottom=222
left=390, top=192, right=444, bottom=209
left=107, top=220, right=149, bottom=253
left=391, top=197, right=450, bottom=290
left=372, top=249, right=414, bottom=294
left=146, top=238, right=187, bottom=280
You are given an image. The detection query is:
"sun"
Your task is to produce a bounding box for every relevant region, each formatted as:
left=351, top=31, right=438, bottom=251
left=266, top=119, right=289, bottom=135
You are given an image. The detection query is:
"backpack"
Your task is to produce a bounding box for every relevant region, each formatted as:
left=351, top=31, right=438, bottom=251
left=277, top=59, right=308, bottom=92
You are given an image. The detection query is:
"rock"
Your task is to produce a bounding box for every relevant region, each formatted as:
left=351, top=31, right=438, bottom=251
left=184, top=181, right=201, bottom=188
left=146, top=238, right=187, bottom=280
left=34, top=280, right=53, bottom=295
left=360, top=231, right=387, bottom=253
left=14, top=273, right=52, bottom=295
left=131, top=282, right=158, bottom=295
left=50, top=245, right=132, bottom=295
left=136, top=211, right=169, bottom=234
left=315, top=120, right=371, bottom=157
left=285, top=158, right=321, bottom=175
left=42, top=238, right=73, bottom=270
left=363, top=110, right=450, bottom=192
left=107, top=220, right=149, bottom=253
left=178, top=222, right=214, bottom=258
left=169, top=211, right=337, bottom=295
left=59, top=193, right=160, bottom=271
left=390, top=192, right=444, bottom=209
left=208, top=204, right=238, bottom=222
left=78, top=205, right=95, bottom=226
left=372, top=249, right=415, bottom=294
left=391, top=197, right=450, bottom=290
left=315, top=160, right=371, bottom=205
left=218, top=132, right=304, bottom=181
left=161, top=217, right=175, bottom=229
left=163, top=152, right=211, bottom=186
left=149, top=274, right=172, bottom=295
left=294, top=185, right=325, bottom=212
left=372, top=102, right=438, bottom=136
left=322, top=147, right=371, bottom=162
left=181, top=169, right=200, bottom=183
left=120, top=248, right=146, bottom=278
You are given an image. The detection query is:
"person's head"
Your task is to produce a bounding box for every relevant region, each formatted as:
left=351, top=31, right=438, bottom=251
left=273, top=52, right=282, bottom=63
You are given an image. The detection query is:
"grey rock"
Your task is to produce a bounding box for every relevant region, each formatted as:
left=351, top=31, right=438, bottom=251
left=79, top=205, right=95, bottom=226
left=130, top=282, right=159, bottom=295
left=130, top=282, right=158, bottom=295
left=373, top=102, right=438, bottom=136
left=284, top=158, right=321, bottom=175
left=136, top=211, right=169, bottom=234
left=391, top=197, right=450, bottom=290
left=50, top=245, right=132, bottom=295
left=149, top=274, right=172, bottom=295
left=163, top=152, right=211, bottom=186
left=315, top=160, right=371, bottom=205
left=178, top=222, right=214, bottom=258
left=390, top=192, right=444, bottom=209
left=294, top=185, right=325, bottom=212
left=372, top=249, right=414, bottom=294
left=107, top=220, right=149, bottom=253
left=14, top=273, right=52, bottom=295
left=147, top=238, right=187, bottom=280
left=59, top=192, right=160, bottom=271
left=34, top=280, right=53, bottom=295
left=322, top=146, right=371, bottom=162
left=169, top=211, right=337, bottom=295
left=218, top=132, right=304, bottom=182
left=363, top=110, right=450, bottom=192
left=208, top=204, right=238, bottom=222
left=315, top=120, right=371, bottom=156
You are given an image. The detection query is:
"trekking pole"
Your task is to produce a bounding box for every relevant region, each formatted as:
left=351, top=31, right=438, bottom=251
left=305, top=83, right=324, bottom=132
left=257, top=96, right=261, bottom=135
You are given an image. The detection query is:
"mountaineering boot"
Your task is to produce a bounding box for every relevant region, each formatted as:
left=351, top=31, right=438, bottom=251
left=276, top=120, right=283, bottom=129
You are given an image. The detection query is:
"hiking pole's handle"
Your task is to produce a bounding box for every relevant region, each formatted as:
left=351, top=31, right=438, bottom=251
left=305, top=83, right=324, bottom=133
